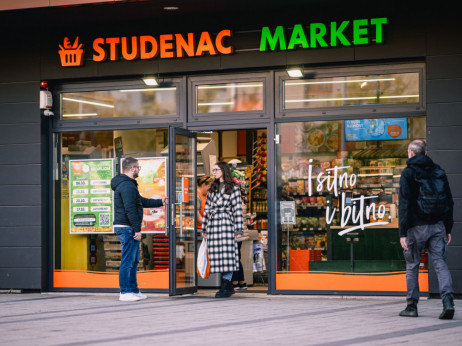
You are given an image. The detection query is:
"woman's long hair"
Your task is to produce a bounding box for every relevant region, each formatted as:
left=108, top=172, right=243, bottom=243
left=209, top=161, right=236, bottom=195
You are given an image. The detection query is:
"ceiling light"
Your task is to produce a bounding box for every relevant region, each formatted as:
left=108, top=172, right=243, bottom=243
left=142, top=76, right=159, bottom=86
left=163, top=6, right=179, bottom=10
left=62, top=97, right=114, bottom=108
left=287, top=68, right=303, bottom=78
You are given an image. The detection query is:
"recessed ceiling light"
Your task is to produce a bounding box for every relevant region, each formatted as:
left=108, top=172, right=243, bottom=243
left=142, top=76, right=159, bottom=86
left=287, top=68, right=304, bottom=78
left=163, top=6, right=179, bottom=10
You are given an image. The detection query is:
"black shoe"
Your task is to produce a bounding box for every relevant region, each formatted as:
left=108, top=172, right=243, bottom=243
left=439, top=296, right=455, bottom=320
left=239, top=283, right=248, bottom=290
left=215, top=279, right=232, bottom=298
left=399, top=304, right=418, bottom=317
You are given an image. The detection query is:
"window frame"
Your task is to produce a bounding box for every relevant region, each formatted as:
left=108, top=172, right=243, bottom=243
left=275, top=63, right=426, bottom=119
left=52, top=77, right=186, bottom=131
left=187, top=72, right=273, bottom=124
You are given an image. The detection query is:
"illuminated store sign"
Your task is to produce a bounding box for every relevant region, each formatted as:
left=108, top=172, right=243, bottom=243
left=59, top=30, right=233, bottom=67
left=260, top=17, right=388, bottom=51
left=58, top=17, right=388, bottom=67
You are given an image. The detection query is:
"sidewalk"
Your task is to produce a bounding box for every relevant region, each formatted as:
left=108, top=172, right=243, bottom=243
left=0, top=291, right=459, bottom=345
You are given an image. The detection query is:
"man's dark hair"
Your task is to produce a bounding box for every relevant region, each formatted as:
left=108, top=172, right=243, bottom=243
left=122, top=157, right=138, bottom=173
left=409, top=140, right=426, bottom=156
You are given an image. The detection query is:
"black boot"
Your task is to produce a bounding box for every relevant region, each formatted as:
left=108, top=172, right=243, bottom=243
left=439, top=296, right=455, bottom=320
left=228, top=280, right=235, bottom=295
left=215, top=279, right=232, bottom=298
left=399, top=303, right=418, bottom=317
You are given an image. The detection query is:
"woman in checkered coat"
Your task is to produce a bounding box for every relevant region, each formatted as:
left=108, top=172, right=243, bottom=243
left=202, top=161, right=244, bottom=298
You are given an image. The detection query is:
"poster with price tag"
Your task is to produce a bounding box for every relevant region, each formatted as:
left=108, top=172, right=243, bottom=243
left=69, top=159, right=114, bottom=234
left=280, top=201, right=296, bottom=225
left=121, top=157, right=167, bottom=233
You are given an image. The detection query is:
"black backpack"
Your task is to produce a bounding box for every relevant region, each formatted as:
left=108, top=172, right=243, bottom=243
left=411, top=165, right=449, bottom=220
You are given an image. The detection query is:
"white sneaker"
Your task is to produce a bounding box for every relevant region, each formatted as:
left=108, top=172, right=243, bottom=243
left=134, top=291, right=147, bottom=300
left=119, top=293, right=141, bottom=302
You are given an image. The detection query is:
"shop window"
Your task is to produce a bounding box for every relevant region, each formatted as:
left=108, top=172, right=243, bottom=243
left=61, top=87, right=177, bottom=119
left=195, top=81, right=264, bottom=114
left=284, top=72, right=419, bottom=109
left=275, top=116, right=428, bottom=293
left=54, top=129, right=170, bottom=290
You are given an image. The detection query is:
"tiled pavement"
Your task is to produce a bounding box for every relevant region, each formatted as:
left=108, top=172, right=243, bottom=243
left=0, top=291, right=459, bottom=345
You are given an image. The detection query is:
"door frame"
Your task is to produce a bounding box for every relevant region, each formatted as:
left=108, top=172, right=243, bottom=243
left=168, top=126, right=198, bottom=296
left=186, top=121, right=275, bottom=295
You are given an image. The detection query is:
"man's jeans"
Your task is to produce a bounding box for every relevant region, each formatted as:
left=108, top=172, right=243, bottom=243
left=404, top=222, right=453, bottom=305
left=115, top=227, right=140, bottom=294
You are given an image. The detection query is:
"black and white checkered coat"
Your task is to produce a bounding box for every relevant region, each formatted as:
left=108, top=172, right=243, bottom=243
left=202, top=185, right=244, bottom=273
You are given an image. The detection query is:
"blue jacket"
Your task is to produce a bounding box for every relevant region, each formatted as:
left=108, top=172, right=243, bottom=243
left=111, top=174, right=163, bottom=233
left=398, top=154, right=454, bottom=237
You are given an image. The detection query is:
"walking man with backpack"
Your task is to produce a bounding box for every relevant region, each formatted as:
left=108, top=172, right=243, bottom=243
left=398, top=139, right=455, bottom=319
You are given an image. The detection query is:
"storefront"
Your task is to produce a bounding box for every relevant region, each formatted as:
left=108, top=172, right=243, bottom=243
left=0, top=1, right=460, bottom=296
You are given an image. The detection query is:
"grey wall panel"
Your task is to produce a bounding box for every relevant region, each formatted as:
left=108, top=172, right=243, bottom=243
left=0, top=207, right=41, bottom=227
left=221, top=50, right=286, bottom=70
left=159, top=55, right=221, bottom=74
left=453, top=198, right=462, bottom=223
left=0, top=227, right=41, bottom=247
left=0, top=269, right=42, bottom=289
left=448, top=223, right=462, bottom=246
left=428, top=151, right=462, bottom=174
left=427, top=103, right=462, bottom=127
left=429, top=269, right=462, bottom=296
left=427, top=126, right=462, bottom=150
left=0, top=103, right=40, bottom=124
left=0, top=123, right=40, bottom=145
left=355, top=23, right=426, bottom=61
left=0, top=82, right=38, bottom=104
left=286, top=47, right=355, bottom=66
left=426, top=20, right=462, bottom=56
left=447, top=175, right=462, bottom=198
left=427, top=55, right=462, bottom=80
left=427, top=78, right=462, bottom=104
left=0, top=165, right=41, bottom=185
left=0, top=144, right=41, bottom=165
left=0, top=247, right=41, bottom=268
left=0, top=186, right=41, bottom=206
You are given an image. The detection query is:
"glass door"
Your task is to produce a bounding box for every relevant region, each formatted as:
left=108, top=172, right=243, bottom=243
left=168, top=127, right=197, bottom=295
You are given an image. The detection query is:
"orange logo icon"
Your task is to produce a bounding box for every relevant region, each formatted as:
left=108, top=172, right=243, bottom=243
left=59, top=37, right=85, bottom=67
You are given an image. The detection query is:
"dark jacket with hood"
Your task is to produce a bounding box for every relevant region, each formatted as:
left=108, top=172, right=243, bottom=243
left=111, top=174, right=163, bottom=233
left=398, top=154, right=454, bottom=238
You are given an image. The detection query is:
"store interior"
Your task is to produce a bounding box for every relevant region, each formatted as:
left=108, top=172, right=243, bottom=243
left=57, top=128, right=269, bottom=291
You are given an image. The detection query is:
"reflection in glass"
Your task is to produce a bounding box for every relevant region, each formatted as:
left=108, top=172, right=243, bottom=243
left=55, top=128, right=170, bottom=289
left=196, top=82, right=263, bottom=113
left=62, top=87, right=177, bottom=119
left=174, top=134, right=196, bottom=288
left=276, top=117, right=425, bottom=285
left=284, top=73, right=419, bottom=109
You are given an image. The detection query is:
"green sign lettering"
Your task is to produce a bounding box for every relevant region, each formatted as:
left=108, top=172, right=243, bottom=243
left=353, top=19, right=369, bottom=45
left=260, top=17, right=387, bottom=51
left=331, top=21, right=351, bottom=46
left=310, top=23, right=328, bottom=48
left=260, top=26, right=286, bottom=51
left=288, top=24, right=309, bottom=49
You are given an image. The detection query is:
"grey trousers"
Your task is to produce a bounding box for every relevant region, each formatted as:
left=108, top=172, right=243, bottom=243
left=404, top=222, right=454, bottom=304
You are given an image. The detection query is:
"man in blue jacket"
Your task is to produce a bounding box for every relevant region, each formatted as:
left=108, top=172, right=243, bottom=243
left=111, top=157, right=168, bottom=302
left=398, top=140, right=454, bottom=319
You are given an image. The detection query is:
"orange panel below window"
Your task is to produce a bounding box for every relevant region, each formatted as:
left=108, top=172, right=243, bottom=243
left=276, top=271, right=429, bottom=292
left=54, top=270, right=169, bottom=289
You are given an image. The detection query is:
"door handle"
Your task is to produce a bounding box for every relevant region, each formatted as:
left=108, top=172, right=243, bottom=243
left=171, top=202, right=183, bottom=237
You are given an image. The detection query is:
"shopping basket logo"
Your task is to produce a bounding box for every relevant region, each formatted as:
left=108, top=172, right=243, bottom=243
left=59, top=37, right=85, bottom=67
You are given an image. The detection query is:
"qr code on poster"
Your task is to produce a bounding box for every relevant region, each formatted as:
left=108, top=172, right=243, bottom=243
left=99, top=213, right=111, bottom=226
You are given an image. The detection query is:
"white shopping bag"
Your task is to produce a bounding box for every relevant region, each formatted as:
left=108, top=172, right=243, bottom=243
left=196, top=238, right=210, bottom=279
